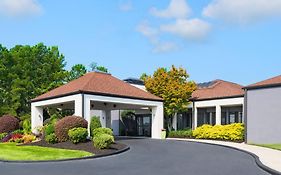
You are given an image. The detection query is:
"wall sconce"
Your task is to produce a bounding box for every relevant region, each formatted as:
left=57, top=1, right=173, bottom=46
left=104, top=103, right=107, bottom=106
left=113, top=104, right=117, bottom=108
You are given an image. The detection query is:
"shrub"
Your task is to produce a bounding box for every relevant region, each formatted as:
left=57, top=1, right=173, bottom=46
left=45, top=133, right=58, bottom=144
left=1, top=133, right=12, bottom=142
left=93, top=127, right=113, bottom=138
left=168, top=129, right=193, bottom=138
left=12, top=129, right=24, bottom=134
left=44, top=124, right=55, bottom=136
left=0, top=132, right=7, bottom=141
left=90, top=116, right=102, bottom=136
left=22, top=119, right=31, bottom=134
left=22, top=134, right=36, bottom=143
left=68, top=127, right=88, bottom=144
left=0, top=115, right=20, bottom=134
left=192, top=123, right=244, bottom=141
left=9, top=133, right=24, bottom=143
left=55, top=116, right=88, bottom=142
left=93, top=134, right=114, bottom=149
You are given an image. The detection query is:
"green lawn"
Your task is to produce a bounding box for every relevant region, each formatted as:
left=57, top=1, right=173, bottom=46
left=0, top=143, right=93, bottom=161
left=254, top=144, right=281, bottom=151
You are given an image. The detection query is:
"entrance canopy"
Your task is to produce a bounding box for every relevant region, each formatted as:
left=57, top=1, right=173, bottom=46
left=31, top=72, right=164, bottom=139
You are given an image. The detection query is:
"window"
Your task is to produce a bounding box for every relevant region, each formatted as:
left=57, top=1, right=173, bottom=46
left=197, top=107, right=216, bottom=127
left=221, top=106, right=243, bottom=125
left=177, top=109, right=192, bottom=130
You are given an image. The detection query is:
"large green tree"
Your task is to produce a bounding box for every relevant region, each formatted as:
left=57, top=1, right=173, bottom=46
left=67, top=64, right=87, bottom=82
left=0, top=43, right=68, bottom=117
left=89, top=62, right=109, bottom=73
left=143, top=65, right=197, bottom=130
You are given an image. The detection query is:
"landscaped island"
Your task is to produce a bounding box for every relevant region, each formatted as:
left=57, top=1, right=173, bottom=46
left=0, top=115, right=127, bottom=161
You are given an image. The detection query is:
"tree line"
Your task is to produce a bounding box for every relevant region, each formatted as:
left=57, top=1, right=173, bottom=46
left=0, top=43, right=108, bottom=119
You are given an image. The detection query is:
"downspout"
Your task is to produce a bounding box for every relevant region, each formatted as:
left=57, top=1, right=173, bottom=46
left=192, top=100, right=195, bottom=130
left=244, top=89, right=248, bottom=143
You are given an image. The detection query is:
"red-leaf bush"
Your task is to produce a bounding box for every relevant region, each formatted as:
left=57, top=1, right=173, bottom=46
left=0, top=115, right=20, bottom=134
left=54, top=116, right=88, bottom=142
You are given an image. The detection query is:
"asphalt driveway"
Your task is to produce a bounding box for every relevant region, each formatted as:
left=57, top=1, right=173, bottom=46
left=0, top=138, right=270, bottom=175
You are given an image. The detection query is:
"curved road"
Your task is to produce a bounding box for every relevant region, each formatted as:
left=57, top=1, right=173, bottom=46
left=0, top=138, right=269, bottom=175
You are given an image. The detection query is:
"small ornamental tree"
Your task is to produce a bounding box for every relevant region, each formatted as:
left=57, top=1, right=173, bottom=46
left=144, top=65, right=196, bottom=131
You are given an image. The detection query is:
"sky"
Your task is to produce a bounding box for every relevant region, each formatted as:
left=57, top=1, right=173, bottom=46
left=0, top=0, right=281, bottom=86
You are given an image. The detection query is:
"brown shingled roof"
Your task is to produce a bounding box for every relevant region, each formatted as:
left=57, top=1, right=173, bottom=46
left=244, top=75, right=281, bottom=89
left=32, top=72, right=162, bottom=102
left=191, top=80, right=244, bottom=101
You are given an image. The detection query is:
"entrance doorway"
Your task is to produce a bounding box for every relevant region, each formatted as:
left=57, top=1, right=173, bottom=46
left=136, top=115, right=151, bottom=137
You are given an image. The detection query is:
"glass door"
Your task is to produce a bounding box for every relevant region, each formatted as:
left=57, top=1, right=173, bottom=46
left=136, top=115, right=151, bottom=137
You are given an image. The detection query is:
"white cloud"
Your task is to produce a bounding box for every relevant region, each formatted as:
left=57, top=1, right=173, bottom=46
left=0, top=0, right=42, bottom=17
left=137, top=21, right=177, bottom=53
left=119, top=1, right=133, bottom=12
left=153, top=41, right=178, bottom=53
left=150, top=0, right=191, bottom=19
left=136, top=21, right=159, bottom=43
left=160, top=19, right=211, bottom=40
left=203, top=0, right=281, bottom=24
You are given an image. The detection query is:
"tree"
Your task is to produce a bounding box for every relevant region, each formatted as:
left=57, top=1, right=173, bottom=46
left=0, top=43, right=68, bottom=117
left=140, top=73, right=148, bottom=81
left=89, top=62, right=109, bottom=73
left=144, top=65, right=197, bottom=130
left=67, top=64, right=87, bottom=81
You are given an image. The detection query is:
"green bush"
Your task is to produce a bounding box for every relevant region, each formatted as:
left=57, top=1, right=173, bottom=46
left=93, top=134, right=114, bottom=149
left=192, top=123, right=244, bottom=141
left=93, top=127, right=113, bottom=138
left=0, top=132, right=7, bottom=140
left=45, top=133, right=58, bottom=144
left=90, top=116, right=102, bottom=136
left=68, top=127, right=88, bottom=144
left=44, top=124, right=55, bottom=136
left=168, top=129, right=193, bottom=138
left=22, top=119, right=31, bottom=134
left=54, top=116, right=88, bottom=142
left=12, top=129, right=24, bottom=134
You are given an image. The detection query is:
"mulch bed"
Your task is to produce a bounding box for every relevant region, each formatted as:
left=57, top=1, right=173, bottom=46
left=22, top=140, right=127, bottom=156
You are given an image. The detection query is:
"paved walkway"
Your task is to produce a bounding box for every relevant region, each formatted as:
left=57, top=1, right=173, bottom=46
left=0, top=138, right=269, bottom=175
left=168, top=138, right=281, bottom=174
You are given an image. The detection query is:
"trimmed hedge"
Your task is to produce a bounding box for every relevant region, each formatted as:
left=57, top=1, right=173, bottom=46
left=68, top=127, right=88, bottom=144
left=0, top=115, right=20, bottom=134
left=93, top=128, right=113, bottom=138
left=90, top=116, right=102, bottom=136
left=192, top=123, right=244, bottom=141
left=168, top=129, right=193, bottom=138
left=93, top=134, right=114, bottom=149
left=55, top=116, right=88, bottom=142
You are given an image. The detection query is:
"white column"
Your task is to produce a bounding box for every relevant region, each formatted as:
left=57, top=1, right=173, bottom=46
left=216, top=105, right=221, bottom=125
left=31, top=104, right=43, bottom=131
left=151, top=104, right=164, bottom=139
left=84, top=97, right=91, bottom=136
left=74, top=94, right=83, bottom=117
left=193, top=107, right=198, bottom=129
left=105, top=110, right=112, bottom=128
left=172, top=113, right=177, bottom=131
left=100, top=110, right=107, bottom=128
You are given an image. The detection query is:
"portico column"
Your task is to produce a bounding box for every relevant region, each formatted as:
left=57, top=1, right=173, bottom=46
left=151, top=104, right=164, bottom=139
left=193, top=107, right=198, bottom=129
left=216, top=105, right=221, bottom=125
left=172, top=113, right=177, bottom=131
left=31, top=104, right=43, bottom=131
left=74, top=94, right=83, bottom=117
left=105, top=110, right=112, bottom=128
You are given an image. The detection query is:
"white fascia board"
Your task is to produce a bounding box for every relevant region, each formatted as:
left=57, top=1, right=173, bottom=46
left=84, top=94, right=163, bottom=107
left=194, top=97, right=244, bottom=108
left=31, top=94, right=81, bottom=107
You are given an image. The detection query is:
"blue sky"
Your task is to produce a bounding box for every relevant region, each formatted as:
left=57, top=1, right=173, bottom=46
left=1, top=0, right=281, bottom=85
